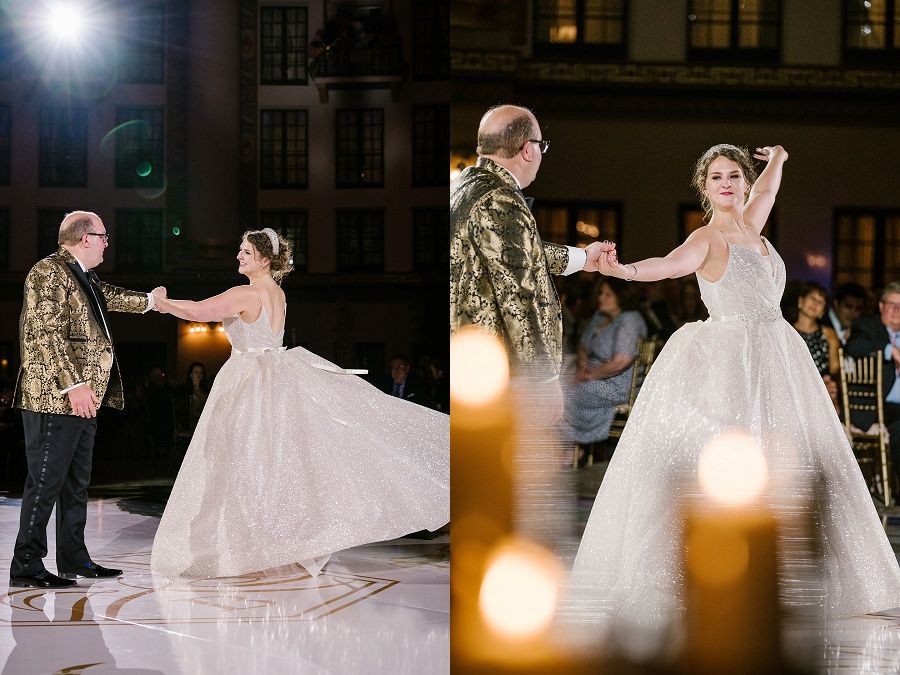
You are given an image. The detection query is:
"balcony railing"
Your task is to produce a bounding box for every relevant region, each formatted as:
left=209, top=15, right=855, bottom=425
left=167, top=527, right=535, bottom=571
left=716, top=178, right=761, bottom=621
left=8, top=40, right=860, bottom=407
left=311, top=41, right=403, bottom=78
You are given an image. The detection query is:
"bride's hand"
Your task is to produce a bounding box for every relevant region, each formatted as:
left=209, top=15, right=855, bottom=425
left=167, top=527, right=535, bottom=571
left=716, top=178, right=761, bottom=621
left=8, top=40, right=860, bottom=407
left=753, top=145, right=788, bottom=163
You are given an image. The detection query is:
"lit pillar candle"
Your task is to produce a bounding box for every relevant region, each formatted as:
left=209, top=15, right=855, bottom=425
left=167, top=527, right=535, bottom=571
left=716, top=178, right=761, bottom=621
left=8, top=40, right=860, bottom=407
left=450, top=328, right=590, bottom=673
left=450, top=328, right=516, bottom=666
left=683, top=429, right=781, bottom=673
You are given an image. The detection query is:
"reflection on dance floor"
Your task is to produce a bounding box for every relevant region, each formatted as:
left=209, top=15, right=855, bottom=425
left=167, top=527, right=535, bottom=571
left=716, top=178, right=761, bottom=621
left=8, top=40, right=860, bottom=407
left=0, top=488, right=449, bottom=675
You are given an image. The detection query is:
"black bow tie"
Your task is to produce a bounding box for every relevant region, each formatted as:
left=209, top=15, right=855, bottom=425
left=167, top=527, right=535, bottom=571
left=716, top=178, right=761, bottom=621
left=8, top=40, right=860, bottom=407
left=87, top=269, right=100, bottom=285
left=516, top=189, right=534, bottom=212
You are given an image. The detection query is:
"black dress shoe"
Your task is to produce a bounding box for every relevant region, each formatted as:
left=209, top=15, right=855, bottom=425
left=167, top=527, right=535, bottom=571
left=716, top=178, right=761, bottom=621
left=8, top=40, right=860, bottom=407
left=9, top=570, right=76, bottom=588
left=58, top=562, right=123, bottom=579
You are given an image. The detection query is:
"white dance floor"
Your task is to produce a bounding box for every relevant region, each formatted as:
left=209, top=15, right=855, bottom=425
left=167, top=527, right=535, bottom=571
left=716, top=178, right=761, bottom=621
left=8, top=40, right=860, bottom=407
left=0, top=489, right=449, bottom=675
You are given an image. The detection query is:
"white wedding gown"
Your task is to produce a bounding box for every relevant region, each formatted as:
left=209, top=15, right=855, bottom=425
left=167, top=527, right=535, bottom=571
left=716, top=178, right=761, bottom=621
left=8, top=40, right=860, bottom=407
left=150, top=307, right=449, bottom=578
left=570, top=238, right=900, bottom=626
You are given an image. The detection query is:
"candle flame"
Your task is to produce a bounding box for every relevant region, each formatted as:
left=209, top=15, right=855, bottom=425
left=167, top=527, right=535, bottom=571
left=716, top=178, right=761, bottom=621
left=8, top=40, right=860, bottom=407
left=450, top=327, right=509, bottom=406
left=478, top=538, right=560, bottom=640
left=698, top=429, right=768, bottom=506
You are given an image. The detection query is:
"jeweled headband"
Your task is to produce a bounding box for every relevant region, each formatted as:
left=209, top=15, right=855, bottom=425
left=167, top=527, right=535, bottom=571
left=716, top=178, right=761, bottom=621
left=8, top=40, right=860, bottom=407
left=261, top=227, right=279, bottom=255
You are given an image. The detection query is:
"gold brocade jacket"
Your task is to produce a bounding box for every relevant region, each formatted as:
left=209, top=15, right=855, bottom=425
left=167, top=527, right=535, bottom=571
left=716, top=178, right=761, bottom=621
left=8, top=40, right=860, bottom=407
left=14, top=248, right=150, bottom=415
left=450, top=158, right=569, bottom=376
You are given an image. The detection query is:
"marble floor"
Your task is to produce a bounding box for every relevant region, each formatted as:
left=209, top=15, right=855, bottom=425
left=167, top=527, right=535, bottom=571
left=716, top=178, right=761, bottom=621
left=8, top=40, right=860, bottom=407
left=0, top=484, right=449, bottom=675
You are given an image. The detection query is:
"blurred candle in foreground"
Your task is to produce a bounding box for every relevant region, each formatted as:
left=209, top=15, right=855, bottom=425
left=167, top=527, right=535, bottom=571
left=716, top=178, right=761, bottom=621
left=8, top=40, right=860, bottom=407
left=684, top=429, right=781, bottom=673
left=450, top=328, right=516, bottom=668
left=451, top=329, right=590, bottom=674
left=478, top=537, right=561, bottom=641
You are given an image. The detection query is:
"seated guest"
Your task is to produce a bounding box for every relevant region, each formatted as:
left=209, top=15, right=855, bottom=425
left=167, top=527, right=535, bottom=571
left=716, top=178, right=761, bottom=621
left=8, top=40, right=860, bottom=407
left=175, top=362, right=211, bottom=434
left=787, top=281, right=840, bottom=404
left=380, top=354, right=433, bottom=408
left=827, top=281, right=867, bottom=345
left=845, top=281, right=900, bottom=469
left=562, top=277, right=648, bottom=461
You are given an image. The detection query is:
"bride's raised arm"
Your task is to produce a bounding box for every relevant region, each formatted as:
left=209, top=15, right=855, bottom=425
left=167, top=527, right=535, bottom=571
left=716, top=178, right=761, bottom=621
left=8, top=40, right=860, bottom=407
left=744, top=145, right=788, bottom=234
left=153, top=285, right=258, bottom=322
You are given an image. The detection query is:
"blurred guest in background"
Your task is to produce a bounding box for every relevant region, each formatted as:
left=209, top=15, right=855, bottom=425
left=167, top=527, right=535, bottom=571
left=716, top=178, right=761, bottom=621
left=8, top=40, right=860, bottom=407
left=787, top=281, right=840, bottom=404
left=828, top=281, right=868, bottom=345
left=175, top=362, right=211, bottom=435
left=381, top=355, right=432, bottom=409
left=562, top=277, right=647, bottom=463
left=845, top=281, right=900, bottom=472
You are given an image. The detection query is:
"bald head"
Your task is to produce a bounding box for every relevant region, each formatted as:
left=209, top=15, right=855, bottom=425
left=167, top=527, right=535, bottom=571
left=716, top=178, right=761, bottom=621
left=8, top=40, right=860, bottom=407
left=477, top=105, right=537, bottom=158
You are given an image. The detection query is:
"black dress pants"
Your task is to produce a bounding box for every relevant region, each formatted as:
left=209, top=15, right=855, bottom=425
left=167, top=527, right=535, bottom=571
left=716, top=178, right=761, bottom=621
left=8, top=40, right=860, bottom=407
left=10, top=411, right=95, bottom=577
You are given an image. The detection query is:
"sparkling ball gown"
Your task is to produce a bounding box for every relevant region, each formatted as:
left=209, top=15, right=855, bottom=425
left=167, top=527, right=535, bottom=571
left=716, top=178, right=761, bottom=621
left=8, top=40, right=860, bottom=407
left=570, top=237, right=900, bottom=626
left=151, top=307, right=449, bottom=578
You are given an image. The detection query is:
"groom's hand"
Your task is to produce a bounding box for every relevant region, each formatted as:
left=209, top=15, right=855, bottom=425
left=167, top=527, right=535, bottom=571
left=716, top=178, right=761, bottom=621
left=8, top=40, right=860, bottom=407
left=68, top=384, right=101, bottom=418
left=583, top=240, right=617, bottom=273
left=151, top=286, right=167, bottom=313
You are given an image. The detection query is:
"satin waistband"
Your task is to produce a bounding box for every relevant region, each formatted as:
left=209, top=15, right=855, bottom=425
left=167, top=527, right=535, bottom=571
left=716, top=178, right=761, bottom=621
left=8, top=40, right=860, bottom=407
left=708, top=311, right=781, bottom=323
left=232, top=346, right=287, bottom=355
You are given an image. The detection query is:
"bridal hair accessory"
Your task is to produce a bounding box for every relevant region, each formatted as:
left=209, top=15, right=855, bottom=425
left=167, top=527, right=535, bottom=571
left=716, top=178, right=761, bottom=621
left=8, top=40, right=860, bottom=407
left=262, top=228, right=280, bottom=255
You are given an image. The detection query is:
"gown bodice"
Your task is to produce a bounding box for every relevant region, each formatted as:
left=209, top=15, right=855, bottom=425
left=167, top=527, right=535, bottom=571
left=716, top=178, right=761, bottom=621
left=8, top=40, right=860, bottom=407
left=696, top=238, right=785, bottom=323
left=223, top=307, right=284, bottom=352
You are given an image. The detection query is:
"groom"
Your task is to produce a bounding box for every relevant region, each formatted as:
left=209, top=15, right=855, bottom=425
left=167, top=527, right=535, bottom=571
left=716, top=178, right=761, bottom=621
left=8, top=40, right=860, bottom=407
left=10, top=211, right=157, bottom=588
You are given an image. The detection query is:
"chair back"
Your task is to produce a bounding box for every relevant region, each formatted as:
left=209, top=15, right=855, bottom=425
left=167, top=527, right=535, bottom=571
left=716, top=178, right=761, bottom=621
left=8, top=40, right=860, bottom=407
left=627, top=336, right=659, bottom=408
left=838, top=348, right=884, bottom=432
left=838, top=347, right=891, bottom=506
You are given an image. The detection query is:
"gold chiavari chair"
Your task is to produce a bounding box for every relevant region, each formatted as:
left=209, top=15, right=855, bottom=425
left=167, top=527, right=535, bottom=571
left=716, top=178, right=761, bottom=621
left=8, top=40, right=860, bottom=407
left=839, top=348, right=892, bottom=506
left=608, top=335, right=660, bottom=440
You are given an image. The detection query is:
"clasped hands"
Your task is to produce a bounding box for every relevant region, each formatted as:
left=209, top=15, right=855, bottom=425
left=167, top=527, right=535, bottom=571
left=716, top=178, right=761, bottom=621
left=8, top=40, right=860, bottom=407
left=584, top=240, right=621, bottom=276
left=151, top=286, right=168, bottom=313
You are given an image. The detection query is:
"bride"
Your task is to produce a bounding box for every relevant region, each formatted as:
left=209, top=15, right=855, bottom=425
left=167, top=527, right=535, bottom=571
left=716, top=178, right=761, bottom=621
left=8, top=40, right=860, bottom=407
left=149, top=228, right=449, bottom=578
left=569, top=144, right=900, bottom=626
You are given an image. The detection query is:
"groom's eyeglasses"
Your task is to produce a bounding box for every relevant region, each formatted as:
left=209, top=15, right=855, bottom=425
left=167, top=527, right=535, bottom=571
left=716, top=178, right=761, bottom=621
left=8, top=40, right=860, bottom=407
left=524, top=139, right=550, bottom=154
left=85, top=232, right=110, bottom=242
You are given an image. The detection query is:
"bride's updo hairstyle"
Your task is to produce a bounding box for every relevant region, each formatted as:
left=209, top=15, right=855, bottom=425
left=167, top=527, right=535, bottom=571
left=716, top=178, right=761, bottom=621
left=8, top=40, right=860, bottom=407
left=242, top=228, right=294, bottom=284
left=692, top=144, right=758, bottom=223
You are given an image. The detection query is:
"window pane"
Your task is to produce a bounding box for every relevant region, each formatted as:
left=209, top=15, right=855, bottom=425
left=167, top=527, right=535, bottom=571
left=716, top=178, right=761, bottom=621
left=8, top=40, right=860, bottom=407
left=413, top=106, right=449, bottom=187
left=260, top=210, right=308, bottom=271
left=737, top=0, right=780, bottom=48
left=260, top=109, right=308, bottom=188
left=336, top=210, right=384, bottom=272
left=846, top=0, right=887, bottom=50
left=536, top=0, right=578, bottom=43
left=412, top=0, right=449, bottom=80
left=335, top=109, right=384, bottom=188
left=583, top=0, right=624, bottom=44
left=116, top=210, right=164, bottom=271
left=413, top=208, right=449, bottom=271
left=40, top=108, right=88, bottom=187
left=261, top=6, right=308, bottom=83
left=119, top=2, right=165, bottom=83
left=690, top=0, right=732, bottom=49
left=115, top=107, right=164, bottom=189
left=38, top=209, right=70, bottom=257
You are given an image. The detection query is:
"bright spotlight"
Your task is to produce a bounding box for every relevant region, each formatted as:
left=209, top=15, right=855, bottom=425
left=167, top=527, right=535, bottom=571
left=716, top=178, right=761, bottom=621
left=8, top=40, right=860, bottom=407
left=46, top=4, right=87, bottom=45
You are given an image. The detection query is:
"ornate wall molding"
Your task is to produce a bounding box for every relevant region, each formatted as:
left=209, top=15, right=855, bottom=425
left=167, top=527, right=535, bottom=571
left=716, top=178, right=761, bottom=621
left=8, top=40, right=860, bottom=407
left=452, top=50, right=900, bottom=93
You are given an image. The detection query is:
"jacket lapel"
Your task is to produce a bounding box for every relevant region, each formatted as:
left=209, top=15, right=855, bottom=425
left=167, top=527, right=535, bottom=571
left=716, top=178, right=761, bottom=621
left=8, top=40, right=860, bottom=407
left=59, top=250, right=111, bottom=340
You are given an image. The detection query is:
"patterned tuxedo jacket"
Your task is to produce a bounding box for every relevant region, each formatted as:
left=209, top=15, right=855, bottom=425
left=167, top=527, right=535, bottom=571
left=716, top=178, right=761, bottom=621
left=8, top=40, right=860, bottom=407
left=450, top=157, right=570, bottom=376
left=14, top=247, right=150, bottom=415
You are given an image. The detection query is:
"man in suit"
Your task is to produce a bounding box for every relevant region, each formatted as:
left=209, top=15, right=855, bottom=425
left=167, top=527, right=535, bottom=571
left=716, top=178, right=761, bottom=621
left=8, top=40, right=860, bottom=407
left=10, top=211, right=157, bottom=588
left=845, top=281, right=900, bottom=470
left=381, top=355, right=433, bottom=409
left=450, top=104, right=612, bottom=418
left=827, top=281, right=867, bottom=345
